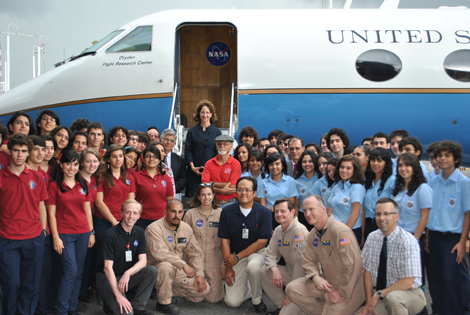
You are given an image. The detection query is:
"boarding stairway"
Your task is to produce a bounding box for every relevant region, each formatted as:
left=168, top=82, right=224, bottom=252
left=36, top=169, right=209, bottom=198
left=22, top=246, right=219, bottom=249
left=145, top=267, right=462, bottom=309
left=168, top=83, right=239, bottom=157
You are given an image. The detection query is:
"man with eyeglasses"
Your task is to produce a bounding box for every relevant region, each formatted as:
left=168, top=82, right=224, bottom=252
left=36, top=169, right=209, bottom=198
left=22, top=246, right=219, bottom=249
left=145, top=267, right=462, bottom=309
left=358, top=198, right=426, bottom=315
left=201, top=135, right=241, bottom=208
left=127, top=130, right=139, bottom=149
left=147, top=126, right=160, bottom=145
left=161, top=129, right=187, bottom=196
left=218, top=177, right=272, bottom=313
left=286, top=137, right=305, bottom=177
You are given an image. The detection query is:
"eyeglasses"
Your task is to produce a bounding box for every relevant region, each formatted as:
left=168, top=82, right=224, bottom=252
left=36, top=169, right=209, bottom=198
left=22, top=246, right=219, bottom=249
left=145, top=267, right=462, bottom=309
left=236, top=189, right=253, bottom=193
left=129, top=137, right=138, bottom=141
left=163, top=137, right=175, bottom=143
left=144, top=155, right=158, bottom=160
left=42, top=117, right=56, bottom=122
left=199, top=183, right=214, bottom=187
left=289, top=147, right=302, bottom=151
left=374, top=212, right=397, bottom=218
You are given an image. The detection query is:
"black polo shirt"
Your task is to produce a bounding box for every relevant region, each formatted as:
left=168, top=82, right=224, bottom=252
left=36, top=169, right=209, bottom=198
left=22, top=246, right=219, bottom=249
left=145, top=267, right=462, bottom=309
left=98, top=223, right=147, bottom=277
left=218, top=201, right=272, bottom=254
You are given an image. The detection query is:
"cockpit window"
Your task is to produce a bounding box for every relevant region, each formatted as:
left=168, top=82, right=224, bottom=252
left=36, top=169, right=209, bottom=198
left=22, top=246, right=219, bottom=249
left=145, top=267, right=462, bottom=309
left=356, top=49, right=402, bottom=82
left=444, top=50, right=470, bottom=82
left=107, top=26, right=152, bottom=53
left=83, top=30, right=124, bottom=53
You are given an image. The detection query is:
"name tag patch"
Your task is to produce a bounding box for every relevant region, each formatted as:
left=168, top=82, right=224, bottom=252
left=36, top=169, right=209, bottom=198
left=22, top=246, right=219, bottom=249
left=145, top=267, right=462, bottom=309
left=209, top=221, right=219, bottom=227
left=177, top=237, right=187, bottom=244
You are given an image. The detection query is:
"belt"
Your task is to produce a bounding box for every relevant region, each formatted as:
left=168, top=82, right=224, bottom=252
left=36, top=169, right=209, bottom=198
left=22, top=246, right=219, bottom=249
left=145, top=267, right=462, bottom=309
left=219, top=198, right=236, bottom=205
left=365, top=217, right=376, bottom=223
left=430, top=230, right=460, bottom=235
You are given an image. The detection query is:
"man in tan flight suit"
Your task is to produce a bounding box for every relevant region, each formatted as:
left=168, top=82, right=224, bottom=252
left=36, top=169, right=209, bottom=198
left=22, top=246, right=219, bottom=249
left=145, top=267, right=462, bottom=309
left=146, top=199, right=210, bottom=315
left=260, top=198, right=308, bottom=315
left=285, top=195, right=365, bottom=315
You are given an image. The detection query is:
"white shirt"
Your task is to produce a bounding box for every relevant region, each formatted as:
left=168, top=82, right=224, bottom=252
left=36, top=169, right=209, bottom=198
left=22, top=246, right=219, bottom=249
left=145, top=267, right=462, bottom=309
left=239, top=206, right=252, bottom=217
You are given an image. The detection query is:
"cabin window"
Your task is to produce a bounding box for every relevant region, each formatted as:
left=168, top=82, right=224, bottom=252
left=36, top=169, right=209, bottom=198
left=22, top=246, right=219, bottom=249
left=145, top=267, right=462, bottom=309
left=444, top=50, right=470, bottom=83
left=355, top=49, right=402, bottom=82
left=107, top=26, right=152, bottom=53
left=83, top=30, right=123, bottom=53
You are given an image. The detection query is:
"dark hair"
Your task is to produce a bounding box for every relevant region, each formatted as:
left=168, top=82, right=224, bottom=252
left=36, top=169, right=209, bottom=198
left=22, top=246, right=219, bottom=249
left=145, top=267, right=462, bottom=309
left=392, top=153, right=427, bottom=197
left=142, top=146, right=166, bottom=175
left=277, top=134, right=293, bottom=146
left=70, top=118, right=90, bottom=132
left=72, top=131, right=89, bottom=145
left=55, top=150, right=88, bottom=194
left=42, top=135, right=59, bottom=175
left=29, top=135, right=46, bottom=148
left=7, top=111, right=36, bottom=135
left=334, top=155, right=364, bottom=185
left=376, top=197, right=399, bottom=212
left=305, top=143, right=321, bottom=155
left=0, top=123, right=7, bottom=142
left=263, top=144, right=282, bottom=160
left=8, top=133, right=33, bottom=151
left=389, top=129, right=409, bottom=141
left=265, top=152, right=287, bottom=176
left=344, top=145, right=356, bottom=155
left=137, top=131, right=150, bottom=146
left=362, top=136, right=373, bottom=145
left=273, top=198, right=295, bottom=212
left=316, top=151, right=334, bottom=178
left=260, top=137, right=269, bottom=143
left=50, top=126, right=73, bottom=150
left=268, top=129, right=284, bottom=142
left=124, top=146, right=140, bottom=170
left=103, top=144, right=128, bottom=189
left=87, top=121, right=105, bottom=134
left=295, top=150, right=319, bottom=179
left=35, top=110, right=60, bottom=135
left=355, top=145, right=371, bottom=156
left=108, top=126, right=129, bottom=146
left=236, top=176, right=257, bottom=192
left=239, top=126, right=260, bottom=147
left=435, top=140, right=462, bottom=169
left=250, top=149, right=266, bottom=179
left=373, top=131, right=390, bottom=144
left=326, top=157, right=339, bottom=187
left=234, top=143, right=253, bottom=173
left=399, top=137, right=423, bottom=160
left=147, top=126, right=159, bottom=133
left=128, top=130, right=138, bottom=137
left=80, top=148, right=103, bottom=187
left=425, top=141, right=441, bottom=157
left=365, top=148, right=393, bottom=193
left=188, top=183, right=220, bottom=209
left=193, top=99, right=218, bottom=124
left=326, top=127, right=350, bottom=151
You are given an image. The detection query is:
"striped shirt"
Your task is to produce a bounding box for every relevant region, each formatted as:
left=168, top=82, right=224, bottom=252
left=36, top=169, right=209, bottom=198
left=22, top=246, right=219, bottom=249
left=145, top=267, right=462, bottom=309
left=362, top=226, right=422, bottom=289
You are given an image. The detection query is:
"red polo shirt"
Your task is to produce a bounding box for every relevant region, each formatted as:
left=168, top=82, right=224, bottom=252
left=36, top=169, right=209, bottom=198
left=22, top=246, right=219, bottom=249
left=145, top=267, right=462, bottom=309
left=96, top=173, right=136, bottom=221
left=46, top=181, right=92, bottom=234
left=0, top=166, right=48, bottom=240
left=134, top=168, right=174, bottom=220
left=0, top=152, right=11, bottom=170
left=201, top=155, right=241, bottom=201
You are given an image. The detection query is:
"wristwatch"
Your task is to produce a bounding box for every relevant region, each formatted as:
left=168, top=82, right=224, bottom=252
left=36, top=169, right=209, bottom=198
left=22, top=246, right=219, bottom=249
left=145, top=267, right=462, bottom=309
left=235, top=254, right=240, bottom=261
left=376, top=290, right=384, bottom=300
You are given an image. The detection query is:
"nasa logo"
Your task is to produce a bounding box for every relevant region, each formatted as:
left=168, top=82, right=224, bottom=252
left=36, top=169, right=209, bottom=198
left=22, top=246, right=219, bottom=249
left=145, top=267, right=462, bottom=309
left=168, top=235, right=173, bottom=243
left=300, top=188, right=306, bottom=194
left=29, top=180, right=36, bottom=190
left=313, top=238, right=319, bottom=247
left=196, top=219, right=204, bottom=227
left=161, top=180, right=167, bottom=187
left=80, top=188, right=86, bottom=195
left=206, top=42, right=231, bottom=66
left=134, top=240, right=138, bottom=247
left=278, top=239, right=282, bottom=247
left=126, top=179, right=131, bottom=185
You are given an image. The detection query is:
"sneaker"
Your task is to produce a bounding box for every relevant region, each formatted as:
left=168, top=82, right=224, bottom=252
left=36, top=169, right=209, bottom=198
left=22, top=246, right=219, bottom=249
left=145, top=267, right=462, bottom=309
left=156, top=302, right=180, bottom=315
left=253, top=300, right=267, bottom=313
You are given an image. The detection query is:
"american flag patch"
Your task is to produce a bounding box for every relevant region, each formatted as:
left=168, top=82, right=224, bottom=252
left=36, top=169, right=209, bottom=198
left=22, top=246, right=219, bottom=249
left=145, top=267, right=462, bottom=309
left=339, top=236, right=351, bottom=246
left=294, top=234, right=304, bottom=242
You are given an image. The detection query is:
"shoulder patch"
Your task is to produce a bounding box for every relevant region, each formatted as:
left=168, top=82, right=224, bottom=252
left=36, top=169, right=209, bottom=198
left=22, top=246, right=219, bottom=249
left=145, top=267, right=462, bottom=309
left=339, top=236, right=351, bottom=246
left=294, top=234, right=304, bottom=242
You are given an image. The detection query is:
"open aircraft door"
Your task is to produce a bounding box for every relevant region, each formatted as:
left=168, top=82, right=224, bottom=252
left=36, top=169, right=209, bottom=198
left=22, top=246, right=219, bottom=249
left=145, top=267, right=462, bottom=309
left=171, top=23, right=238, bottom=155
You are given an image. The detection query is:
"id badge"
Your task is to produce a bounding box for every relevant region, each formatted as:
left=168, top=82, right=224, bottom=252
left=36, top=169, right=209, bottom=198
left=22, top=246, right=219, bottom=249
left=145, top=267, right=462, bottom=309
left=242, top=228, right=249, bottom=239
left=125, top=250, right=132, bottom=262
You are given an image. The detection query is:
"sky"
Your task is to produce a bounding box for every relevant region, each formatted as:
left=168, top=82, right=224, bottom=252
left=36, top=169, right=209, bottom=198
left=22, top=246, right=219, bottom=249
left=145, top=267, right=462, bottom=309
left=1, top=0, right=469, bottom=90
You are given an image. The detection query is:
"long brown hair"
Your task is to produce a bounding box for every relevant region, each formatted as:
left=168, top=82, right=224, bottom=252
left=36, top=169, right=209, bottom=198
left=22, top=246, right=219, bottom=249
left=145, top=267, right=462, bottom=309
left=102, top=144, right=129, bottom=189
left=333, top=154, right=364, bottom=185
left=188, top=184, right=220, bottom=209
left=80, top=148, right=103, bottom=186
left=192, top=99, right=218, bottom=124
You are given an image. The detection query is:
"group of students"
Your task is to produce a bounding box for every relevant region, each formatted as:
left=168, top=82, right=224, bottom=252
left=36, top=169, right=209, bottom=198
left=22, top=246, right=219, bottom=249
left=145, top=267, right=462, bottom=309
left=0, top=107, right=468, bottom=315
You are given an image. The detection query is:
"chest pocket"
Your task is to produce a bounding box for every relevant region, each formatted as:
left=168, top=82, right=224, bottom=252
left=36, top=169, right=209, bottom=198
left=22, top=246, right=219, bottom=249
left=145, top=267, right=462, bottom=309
left=446, top=194, right=460, bottom=211
left=176, top=237, right=188, bottom=251
left=300, top=187, right=307, bottom=196
left=342, top=197, right=350, bottom=205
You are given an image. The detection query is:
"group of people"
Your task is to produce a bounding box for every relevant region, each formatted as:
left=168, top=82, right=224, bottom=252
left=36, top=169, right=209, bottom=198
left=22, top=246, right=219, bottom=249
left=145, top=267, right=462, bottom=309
left=0, top=99, right=468, bottom=315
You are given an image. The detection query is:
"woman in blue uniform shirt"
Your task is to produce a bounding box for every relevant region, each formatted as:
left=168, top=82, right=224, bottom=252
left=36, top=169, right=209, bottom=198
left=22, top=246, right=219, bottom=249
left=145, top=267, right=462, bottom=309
left=324, top=157, right=339, bottom=213
left=312, top=152, right=334, bottom=198
left=328, top=155, right=365, bottom=242
left=294, top=150, right=320, bottom=230
left=362, top=148, right=395, bottom=243
left=241, top=149, right=265, bottom=202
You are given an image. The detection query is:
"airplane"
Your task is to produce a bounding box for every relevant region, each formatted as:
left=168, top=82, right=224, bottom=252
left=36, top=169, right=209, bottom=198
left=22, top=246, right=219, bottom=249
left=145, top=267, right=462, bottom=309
left=0, top=8, right=469, bottom=162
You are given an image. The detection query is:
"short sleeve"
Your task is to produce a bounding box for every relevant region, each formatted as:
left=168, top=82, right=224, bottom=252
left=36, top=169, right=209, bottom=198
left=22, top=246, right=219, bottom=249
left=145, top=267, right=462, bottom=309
left=257, top=207, right=273, bottom=239
left=350, top=184, right=365, bottom=205
left=462, top=179, right=470, bottom=212
left=218, top=208, right=230, bottom=239
left=101, top=231, right=116, bottom=261
left=45, top=182, right=58, bottom=205
left=289, top=178, right=299, bottom=198
left=258, top=180, right=266, bottom=198
left=128, top=174, right=136, bottom=193
left=417, top=184, right=433, bottom=210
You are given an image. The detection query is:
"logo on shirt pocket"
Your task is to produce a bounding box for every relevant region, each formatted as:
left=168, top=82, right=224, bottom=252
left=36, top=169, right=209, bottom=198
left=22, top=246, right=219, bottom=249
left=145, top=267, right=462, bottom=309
left=449, top=198, right=456, bottom=208
left=196, top=219, right=204, bottom=227
left=134, top=240, right=138, bottom=247
left=79, top=188, right=86, bottom=195
left=300, top=187, right=307, bottom=194
left=126, top=179, right=131, bottom=185
left=161, top=180, right=167, bottom=187
left=224, top=168, right=232, bottom=174
left=265, top=189, right=268, bottom=196
left=29, top=180, right=36, bottom=190
left=321, top=187, right=327, bottom=193
left=342, top=197, right=350, bottom=205
left=407, top=201, right=414, bottom=209
left=167, top=235, right=173, bottom=243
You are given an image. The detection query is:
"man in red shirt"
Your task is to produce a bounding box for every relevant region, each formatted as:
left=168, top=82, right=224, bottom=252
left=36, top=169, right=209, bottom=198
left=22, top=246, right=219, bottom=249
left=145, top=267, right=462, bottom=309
left=201, top=135, right=241, bottom=208
left=0, top=133, right=48, bottom=315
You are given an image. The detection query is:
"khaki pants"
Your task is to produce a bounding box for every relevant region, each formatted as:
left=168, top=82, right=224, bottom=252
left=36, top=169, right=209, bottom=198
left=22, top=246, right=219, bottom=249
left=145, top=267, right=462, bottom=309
left=154, top=262, right=210, bottom=305
left=285, top=276, right=364, bottom=315
left=224, top=248, right=265, bottom=308
left=260, top=261, right=304, bottom=309
left=355, top=288, right=426, bottom=315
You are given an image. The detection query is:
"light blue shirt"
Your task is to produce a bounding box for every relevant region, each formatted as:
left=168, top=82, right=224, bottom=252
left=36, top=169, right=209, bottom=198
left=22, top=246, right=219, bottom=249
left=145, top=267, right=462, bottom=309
left=393, top=183, right=433, bottom=234
left=328, top=180, right=365, bottom=230
left=420, top=161, right=432, bottom=184
left=295, top=173, right=319, bottom=213
left=364, top=175, right=396, bottom=219
left=323, top=183, right=336, bottom=209
left=241, top=170, right=264, bottom=193
left=312, top=176, right=328, bottom=197
left=431, top=169, right=439, bottom=179
left=427, top=169, right=470, bottom=233
left=258, top=174, right=299, bottom=208
left=392, top=158, right=397, bottom=176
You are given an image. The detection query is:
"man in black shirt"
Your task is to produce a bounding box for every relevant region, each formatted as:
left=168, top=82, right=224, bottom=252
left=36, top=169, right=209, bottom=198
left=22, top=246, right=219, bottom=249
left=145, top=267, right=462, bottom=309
left=96, top=199, right=158, bottom=315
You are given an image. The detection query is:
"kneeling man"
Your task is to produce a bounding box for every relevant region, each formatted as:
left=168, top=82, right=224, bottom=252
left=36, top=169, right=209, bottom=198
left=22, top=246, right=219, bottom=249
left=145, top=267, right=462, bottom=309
left=146, top=199, right=209, bottom=315
left=285, top=195, right=365, bottom=315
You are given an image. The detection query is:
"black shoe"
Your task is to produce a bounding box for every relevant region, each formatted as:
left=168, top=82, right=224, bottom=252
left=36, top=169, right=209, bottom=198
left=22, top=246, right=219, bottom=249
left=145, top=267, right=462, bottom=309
left=156, top=302, right=180, bottom=315
left=266, top=308, right=281, bottom=315
left=134, top=310, right=154, bottom=315
left=253, top=300, right=267, bottom=313
left=172, top=297, right=177, bottom=305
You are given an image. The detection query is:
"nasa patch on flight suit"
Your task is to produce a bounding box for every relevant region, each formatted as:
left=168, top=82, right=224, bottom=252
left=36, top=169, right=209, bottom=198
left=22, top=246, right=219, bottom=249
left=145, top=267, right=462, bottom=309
left=313, top=238, right=319, bottom=247
left=177, top=237, right=187, bottom=244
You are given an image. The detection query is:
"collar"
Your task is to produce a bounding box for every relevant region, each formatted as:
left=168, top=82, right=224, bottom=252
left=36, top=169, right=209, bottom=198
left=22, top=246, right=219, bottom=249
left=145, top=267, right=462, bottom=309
left=341, top=179, right=352, bottom=189
left=284, top=217, right=299, bottom=233
left=162, top=217, right=179, bottom=232
left=4, top=164, right=30, bottom=177
left=268, top=173, right=288, bottom=183
left=117, top=222, right=136, bottom=235
left=384, top=225, right=400, bottom=242
left=214, top=154, right=235, bottom=166
left=315, top=214, right=333, bottom=237
left=438, top=168, right=460, bottom=183
left=196, top=206, right=218, bottom=217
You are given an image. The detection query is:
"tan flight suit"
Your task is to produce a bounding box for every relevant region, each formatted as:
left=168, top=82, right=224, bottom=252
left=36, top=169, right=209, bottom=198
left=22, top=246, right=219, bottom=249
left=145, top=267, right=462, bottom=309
left=183, top=207, right=224, bottom=303
left=260, top=217, right=308, bottom=309
left=145, top=218, right=210, bottom=305
left=285, top=215, right=365, bottom=315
